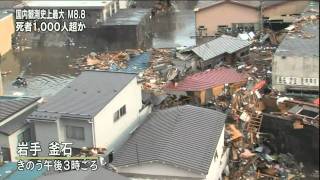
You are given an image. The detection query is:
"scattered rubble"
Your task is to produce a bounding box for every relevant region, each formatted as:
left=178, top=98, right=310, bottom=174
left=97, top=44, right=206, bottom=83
left=69, top=49, right=144, bottom=71
left=140, top=48, right=175, bottom=92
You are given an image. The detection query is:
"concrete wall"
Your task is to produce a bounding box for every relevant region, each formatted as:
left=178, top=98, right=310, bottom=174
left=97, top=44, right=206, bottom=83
left=94, top=77, right=143, bottom=152
left=8, top=126, right=29, bottom=162
left=195, top=3, right=259, bottom=36
left=0, top=13, right=14, bottom=57
left=206, top=127, right=227, bottom=180
left=272, top=55, right=319, bottom=92
left=34, top=121, right=59, bottom=156
left=263, top=1, right=309, bottom=18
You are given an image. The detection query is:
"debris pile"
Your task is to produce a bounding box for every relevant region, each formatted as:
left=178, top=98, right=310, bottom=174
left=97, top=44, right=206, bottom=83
left=140, top=48, right=174, bottom=92
left=224, top=75, right=319, bottom=179
left=69, top=49, right=144, bottom=71
left=226, top=117, right=307, bottom=179
left=158, top=95, right=192, bottom=109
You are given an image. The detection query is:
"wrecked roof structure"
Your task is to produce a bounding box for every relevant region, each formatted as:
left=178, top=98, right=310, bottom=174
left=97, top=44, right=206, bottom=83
left=275, top=16, right=319, bottom=57
left=192, top=35, right=252, bottom=61
left=112, top=105, right=226, bottom=175
left=0, top=96, right=41, bottom=135
left=271, top=2, right=319, bottom=95
left=28, top=71, right=136, bottom=121
left=166, top=67, right=247, bottom=91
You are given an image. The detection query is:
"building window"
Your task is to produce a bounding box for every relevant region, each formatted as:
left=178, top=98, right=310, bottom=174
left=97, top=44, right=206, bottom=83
left=294, top=78, right=297, bottom=85
left=114, top=105, right=126, bottom=122
left=120, top=105, right=126, bottom=116
left=278, top=76, right=283, bottom=84
left=283, top=77, right=287, bottom=84
left=114, top=111, right=120, bottom=122
left=66, top=126, right=85, bottom=140
left=290, top=77, right=293, bottom=84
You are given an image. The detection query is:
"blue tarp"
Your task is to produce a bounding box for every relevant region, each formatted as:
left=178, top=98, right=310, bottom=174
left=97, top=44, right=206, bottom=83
left=108, top=52, right=151, bottom=73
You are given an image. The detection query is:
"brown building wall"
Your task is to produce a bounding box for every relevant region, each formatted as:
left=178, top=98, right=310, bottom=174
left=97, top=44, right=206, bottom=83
left=263, top=1, right=309, bottom=18
left=0, top=68, right=3, bottom=95
left=0, top=14, right=14, bottom=57
left=195, top=1, right=309, bottom=35
left=195, top=3, right=259, bottom=36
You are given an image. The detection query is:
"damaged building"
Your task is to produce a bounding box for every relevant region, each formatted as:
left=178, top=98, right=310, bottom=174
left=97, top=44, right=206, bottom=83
left=78, top=8, right=152, bottom=51
left=165, top=67, right=247, bottom=105
left=180, top=35, right=251, bottom=70
left=272, top=7, right=319, bottom=98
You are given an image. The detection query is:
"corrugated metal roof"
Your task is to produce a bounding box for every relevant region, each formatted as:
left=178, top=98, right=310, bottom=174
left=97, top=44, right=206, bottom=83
left=0, top=96, right=40, bottom=123
left=30, top=71, right=136, bottom=120
left=112, top=105, right=226, bottom=175
left=38, top=168, right=129, bottom=180
left=192, top=35, right=251, bottom=61
left=165, top=67, right=247, bottom=91
left=0, top=107, right=37, bottom=135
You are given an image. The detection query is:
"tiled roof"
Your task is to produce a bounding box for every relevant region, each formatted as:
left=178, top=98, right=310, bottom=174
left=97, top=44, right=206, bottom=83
left=165, top=67, right=247, bottom=91
left=0, top=96, right=41, bottom=123
left=192, top=35, right=251, bottom=61
left=30, top=71, right=136, bottom=120
left=112, top=105, right=226, bottom=175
